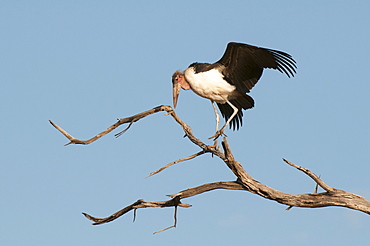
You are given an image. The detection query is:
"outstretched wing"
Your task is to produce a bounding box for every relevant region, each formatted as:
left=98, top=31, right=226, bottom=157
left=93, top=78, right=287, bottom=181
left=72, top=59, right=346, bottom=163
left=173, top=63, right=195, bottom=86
left=216, top=42, right=296, bottom=94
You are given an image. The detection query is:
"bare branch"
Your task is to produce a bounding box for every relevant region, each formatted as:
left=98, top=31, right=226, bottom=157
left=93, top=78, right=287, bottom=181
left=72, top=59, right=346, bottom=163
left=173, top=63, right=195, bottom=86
left=147, top=150, right=207, bottom=178
left=51, top=105, right=370, bottom=231
left=282, top=158, right=334, bottom=192
left=83, top=197, right=191, bottom=226
left=48, top=120, right=78, bottom=146
left=50, top=105, right=173, bottom=145
left=82, top=181, right=244, bottom=226
left=167, top=181, right=245, bottom=198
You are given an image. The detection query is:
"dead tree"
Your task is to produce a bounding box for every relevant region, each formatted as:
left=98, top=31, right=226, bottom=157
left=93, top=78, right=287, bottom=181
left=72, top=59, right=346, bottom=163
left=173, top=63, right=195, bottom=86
left=50, top=105, right=370, bottom=233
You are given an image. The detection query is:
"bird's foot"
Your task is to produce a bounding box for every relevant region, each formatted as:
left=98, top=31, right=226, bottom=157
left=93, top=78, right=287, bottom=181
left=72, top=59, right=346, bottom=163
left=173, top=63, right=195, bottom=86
left=208, top=130, right=227, bottom=141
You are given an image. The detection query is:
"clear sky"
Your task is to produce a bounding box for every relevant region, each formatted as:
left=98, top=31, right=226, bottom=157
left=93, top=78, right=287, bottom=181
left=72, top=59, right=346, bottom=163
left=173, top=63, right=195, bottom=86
left=1, top=1, right=369, bottom=245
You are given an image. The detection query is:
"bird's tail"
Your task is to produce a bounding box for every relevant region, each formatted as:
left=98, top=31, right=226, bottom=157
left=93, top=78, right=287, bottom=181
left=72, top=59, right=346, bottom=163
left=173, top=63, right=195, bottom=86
left=217, top=94, right=254, bottom=130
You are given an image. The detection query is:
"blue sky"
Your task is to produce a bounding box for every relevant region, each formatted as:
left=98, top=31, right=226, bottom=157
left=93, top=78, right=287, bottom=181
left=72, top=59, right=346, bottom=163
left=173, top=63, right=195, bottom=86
left=1, top=1, right=369, bottom=245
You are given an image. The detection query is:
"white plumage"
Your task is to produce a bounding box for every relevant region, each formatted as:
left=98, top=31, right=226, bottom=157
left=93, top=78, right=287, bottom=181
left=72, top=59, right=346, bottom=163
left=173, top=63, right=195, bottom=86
left=184, top=67, right=238, bottom=103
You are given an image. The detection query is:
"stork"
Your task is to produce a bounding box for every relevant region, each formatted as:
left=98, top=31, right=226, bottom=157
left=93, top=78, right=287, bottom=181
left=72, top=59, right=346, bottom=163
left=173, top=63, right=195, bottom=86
left=172, top=42, right=296, bottom=140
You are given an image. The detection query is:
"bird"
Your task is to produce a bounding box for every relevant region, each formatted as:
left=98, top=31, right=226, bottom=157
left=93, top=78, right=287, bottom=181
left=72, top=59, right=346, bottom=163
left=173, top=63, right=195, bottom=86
left=172, top=42, right=296, bottom=141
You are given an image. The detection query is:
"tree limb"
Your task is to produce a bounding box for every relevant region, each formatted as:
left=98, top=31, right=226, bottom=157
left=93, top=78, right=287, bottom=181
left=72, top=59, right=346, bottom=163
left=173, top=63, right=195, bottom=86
left=147, top=150, right=206, bottom=178
left=51, top=105, right=370, bottom=232
left=49, top=105, right=169, bottom=145
left=82, top=196, right=190, bottom=226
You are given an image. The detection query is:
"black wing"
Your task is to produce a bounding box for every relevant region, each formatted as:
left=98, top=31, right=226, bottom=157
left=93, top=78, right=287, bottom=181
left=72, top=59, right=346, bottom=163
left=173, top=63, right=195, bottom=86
left=216, top=42, right=296, bottom=94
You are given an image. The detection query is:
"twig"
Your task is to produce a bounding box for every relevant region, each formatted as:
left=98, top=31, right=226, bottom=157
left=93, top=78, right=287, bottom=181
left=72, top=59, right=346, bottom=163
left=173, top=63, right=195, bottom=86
left=282, top=158, right=334, bottom=192
left=153, top=197, right=180, bottom=234
left=314, top=175, right=321, bottom=193
left=147, top=150, right=206, bottom=178
left=115, top=122, right=134, bottom=138
left=48, top=120, right=77, bottom=146
left=133, top=208, right=138, bottom=222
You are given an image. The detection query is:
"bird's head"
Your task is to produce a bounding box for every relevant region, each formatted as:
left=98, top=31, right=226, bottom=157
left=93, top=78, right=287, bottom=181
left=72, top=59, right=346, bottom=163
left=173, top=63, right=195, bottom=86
left=172, top=71, right=190, bottom=108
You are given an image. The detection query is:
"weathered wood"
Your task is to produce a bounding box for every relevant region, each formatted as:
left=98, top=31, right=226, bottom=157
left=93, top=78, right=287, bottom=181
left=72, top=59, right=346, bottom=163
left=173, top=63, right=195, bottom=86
left=50, top=105, right=370, bottom=233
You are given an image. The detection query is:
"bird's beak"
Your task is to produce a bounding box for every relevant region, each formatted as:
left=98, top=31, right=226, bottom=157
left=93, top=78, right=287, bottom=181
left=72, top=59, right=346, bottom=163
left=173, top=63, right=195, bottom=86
left=172, top=80, right=181, bottom=108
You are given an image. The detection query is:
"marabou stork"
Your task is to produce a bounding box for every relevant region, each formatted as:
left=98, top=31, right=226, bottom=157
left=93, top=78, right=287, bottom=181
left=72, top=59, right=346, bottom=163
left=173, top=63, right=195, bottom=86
left=172, top=42, right=296, bottom=140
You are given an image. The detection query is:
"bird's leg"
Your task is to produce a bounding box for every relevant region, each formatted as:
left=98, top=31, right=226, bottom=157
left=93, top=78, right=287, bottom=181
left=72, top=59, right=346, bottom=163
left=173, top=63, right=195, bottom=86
left=212, top=101, right=220, bottom=133
left=209, top=100, right=238, bottom=140
left=209, top=101, right=222, bottom=150
left=221, top=100, right=239, bottom=133
left=211, top=101, right=220, bottom=148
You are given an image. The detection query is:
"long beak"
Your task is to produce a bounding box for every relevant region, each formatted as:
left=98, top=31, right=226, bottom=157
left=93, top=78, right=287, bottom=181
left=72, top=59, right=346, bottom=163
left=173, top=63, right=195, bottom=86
left=172, top=81, right=181, bottom=108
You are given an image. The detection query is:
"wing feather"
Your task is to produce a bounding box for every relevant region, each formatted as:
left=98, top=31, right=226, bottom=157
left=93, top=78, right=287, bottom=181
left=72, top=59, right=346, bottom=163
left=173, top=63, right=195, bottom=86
left=216, top=42, right=296, bottom=94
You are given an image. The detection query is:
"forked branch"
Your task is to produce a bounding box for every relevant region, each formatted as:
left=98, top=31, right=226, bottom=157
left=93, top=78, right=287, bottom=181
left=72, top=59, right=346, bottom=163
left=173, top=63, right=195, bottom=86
left=82, top=196, right=190, bottom=226
left=49, top=106, right=169, bottom=145
left=51, top=105, right=370, bottom=232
